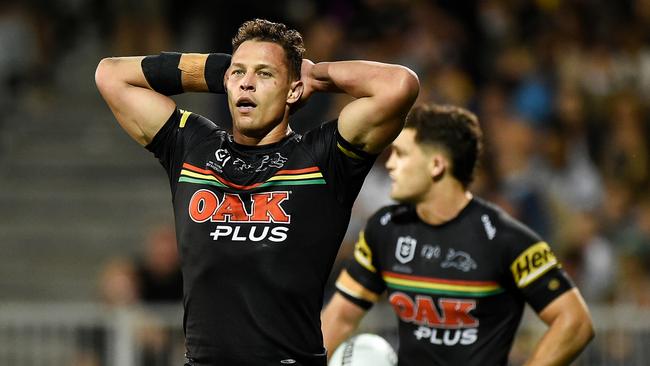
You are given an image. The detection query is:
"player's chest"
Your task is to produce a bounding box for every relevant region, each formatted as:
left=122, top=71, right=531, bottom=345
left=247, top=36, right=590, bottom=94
left=377, top=222, right=504, bottom=289
left=177, top=137, right=328, bottom=193
left=175, top=139, right=332, bottom=232
left=378, top=224, right=507, bottom=332
left=181, top=138, right=304, bottom=180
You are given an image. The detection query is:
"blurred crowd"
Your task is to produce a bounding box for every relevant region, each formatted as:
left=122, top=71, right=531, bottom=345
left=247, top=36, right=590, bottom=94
left=75, top=224, right=184, bottom=366
left=2, top=0, right=650, bottom=309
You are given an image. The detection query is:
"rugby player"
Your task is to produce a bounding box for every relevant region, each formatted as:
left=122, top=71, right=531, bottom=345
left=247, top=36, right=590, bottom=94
left=321, top=104, right=594, bottom=365
left=95, top=18, right=419, bottom=366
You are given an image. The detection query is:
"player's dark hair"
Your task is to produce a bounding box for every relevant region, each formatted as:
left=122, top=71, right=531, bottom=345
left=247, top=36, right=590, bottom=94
left=232, top=19, right=305, bottom=80
left=405, top=104, right=483, bottom=188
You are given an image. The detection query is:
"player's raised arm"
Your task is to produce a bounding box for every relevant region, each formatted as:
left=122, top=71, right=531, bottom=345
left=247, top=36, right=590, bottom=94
left=525, top=289, right=594, bottom=366
left=301, top=60, right=419, bottom=154
left=95, top=53, right=230, bottom=146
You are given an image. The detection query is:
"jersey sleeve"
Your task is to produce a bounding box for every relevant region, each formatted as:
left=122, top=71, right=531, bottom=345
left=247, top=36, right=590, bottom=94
left=300, top=120, right=378, bottom=207
left=335, top=213, right=387, bottom=309
left=500, top=215, right=575, bottom=313
left=145, top=108, right=219, bottom=195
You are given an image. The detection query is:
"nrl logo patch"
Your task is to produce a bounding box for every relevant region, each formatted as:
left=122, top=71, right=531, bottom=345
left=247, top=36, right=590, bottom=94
left=206, top=148, right=232, bottom=173
left=395, top=236, right=417, bottom=264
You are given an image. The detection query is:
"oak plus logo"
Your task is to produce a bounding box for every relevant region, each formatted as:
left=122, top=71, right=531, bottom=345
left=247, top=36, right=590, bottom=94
left=188, top=189, right=291, bottom=243
left=389, top=292, right=479, bottom=346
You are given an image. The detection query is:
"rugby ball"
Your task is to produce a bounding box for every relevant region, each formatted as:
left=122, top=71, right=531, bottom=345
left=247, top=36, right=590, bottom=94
left=329, top=333, right=397, bottom=366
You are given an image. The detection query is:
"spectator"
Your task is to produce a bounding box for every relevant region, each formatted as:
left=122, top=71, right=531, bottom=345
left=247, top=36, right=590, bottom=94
left=135, top=224, right=183, bottom=303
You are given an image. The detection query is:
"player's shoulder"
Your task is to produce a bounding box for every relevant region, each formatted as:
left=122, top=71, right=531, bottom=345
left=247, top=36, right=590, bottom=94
left=170, top=108, right=221, bottom=133
left=367, top=203, right=417, bottom=228
left=147, top=108, right=223, bottom=153
left=473, top=196, right=542, bottom=245
left=292, top=119, right=336, bottom=154
left=298, top=119, right=337, bottom=140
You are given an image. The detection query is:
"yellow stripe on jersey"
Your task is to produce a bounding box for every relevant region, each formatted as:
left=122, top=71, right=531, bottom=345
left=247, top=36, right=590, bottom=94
left=510, top=241, right=559, bottom=288
left=179, top=109, right=192, bottom=128
left=337, top=142, right=363, bottom=160
left=335, top=270, right=381, bottom=303
left=353, top=231, right=376, bottom=273
left=266, top=172, right=323, bottom=181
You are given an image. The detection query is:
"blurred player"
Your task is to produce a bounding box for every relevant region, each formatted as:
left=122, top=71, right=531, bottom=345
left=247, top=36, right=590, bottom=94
left=321, top=104, right=593, bottom=365
left=95, top=18, right=418, bottom=366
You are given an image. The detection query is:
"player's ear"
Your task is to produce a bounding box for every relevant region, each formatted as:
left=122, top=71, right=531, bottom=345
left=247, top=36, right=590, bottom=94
left=430, top=154, right=447, bottom=182
left=287, top=80, right=303, bottom=105
left=223, top=67, right=230, bottom=92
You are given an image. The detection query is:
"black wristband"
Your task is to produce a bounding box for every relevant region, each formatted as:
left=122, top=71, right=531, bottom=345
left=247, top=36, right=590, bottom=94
left=141, top=52, right=183, bottom=96
left=204, top=53, right=231, bottom=94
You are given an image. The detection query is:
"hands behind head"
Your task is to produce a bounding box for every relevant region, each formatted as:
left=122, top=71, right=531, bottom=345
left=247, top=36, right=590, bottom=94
left=289, top=59, right=315, bottom=114
left=300, top=59, right=316, bottom=96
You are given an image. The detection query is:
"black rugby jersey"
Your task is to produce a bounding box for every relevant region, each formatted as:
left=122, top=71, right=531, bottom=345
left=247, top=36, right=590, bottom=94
left=337, top=197, right=574, bottom=366
left=146, top=108, right=376, bottom=365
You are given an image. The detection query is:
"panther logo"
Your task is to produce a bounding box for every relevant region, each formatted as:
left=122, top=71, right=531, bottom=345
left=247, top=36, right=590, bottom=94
left=441, top=249, right=477, bottom=272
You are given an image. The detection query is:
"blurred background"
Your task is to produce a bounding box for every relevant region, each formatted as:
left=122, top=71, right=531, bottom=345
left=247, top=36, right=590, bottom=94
left=1, top=0, right=650, bottom=364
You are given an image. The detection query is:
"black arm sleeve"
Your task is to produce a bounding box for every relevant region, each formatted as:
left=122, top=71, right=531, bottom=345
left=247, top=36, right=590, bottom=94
left=141, top=52, right=231, bottom=95
left=204, top=53, right=231, bottom=94
left=141, top=52, right=183, bottom=96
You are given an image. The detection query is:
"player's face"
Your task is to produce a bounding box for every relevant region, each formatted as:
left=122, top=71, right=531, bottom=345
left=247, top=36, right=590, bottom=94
left=385, top=129, right=434, bottom=203
left=226, top=40, right=295, bottom=138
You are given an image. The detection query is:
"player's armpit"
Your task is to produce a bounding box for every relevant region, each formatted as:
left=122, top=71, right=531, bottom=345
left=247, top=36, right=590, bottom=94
left=525, top=288, right=594, bottom=366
